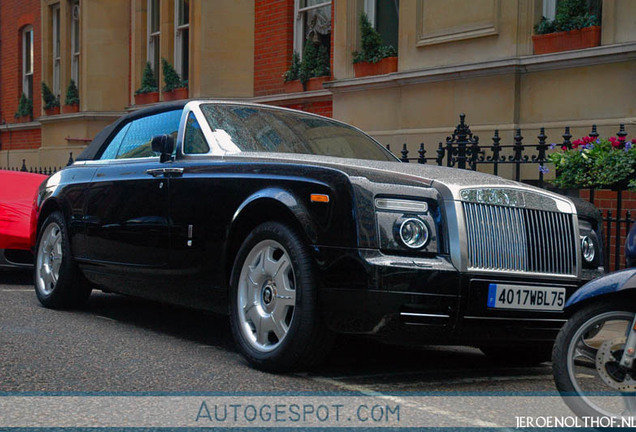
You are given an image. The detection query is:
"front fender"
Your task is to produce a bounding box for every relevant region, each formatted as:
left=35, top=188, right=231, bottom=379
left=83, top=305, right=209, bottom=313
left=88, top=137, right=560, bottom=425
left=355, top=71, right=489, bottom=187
left=565, top=269, right=636, bottom=308
left=232, top=187, right=318, bottom=243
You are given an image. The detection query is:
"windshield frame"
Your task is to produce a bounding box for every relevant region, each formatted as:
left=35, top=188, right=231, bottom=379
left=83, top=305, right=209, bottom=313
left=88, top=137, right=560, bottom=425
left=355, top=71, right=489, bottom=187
left=176, top=101, right=399, bottom=162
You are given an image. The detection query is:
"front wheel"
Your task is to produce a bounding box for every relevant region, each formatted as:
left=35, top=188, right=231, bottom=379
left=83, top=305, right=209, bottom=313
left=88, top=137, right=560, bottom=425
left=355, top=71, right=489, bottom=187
left=229, top=222, right=332, bottom=372
left=552, top=301, right=636, bottom=418
left=34, top=211, right=92, bottom=309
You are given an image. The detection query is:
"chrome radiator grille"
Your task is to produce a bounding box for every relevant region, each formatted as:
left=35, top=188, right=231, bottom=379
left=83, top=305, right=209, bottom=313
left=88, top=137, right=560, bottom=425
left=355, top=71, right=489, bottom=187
left=462, top=202, right=577, bottom=275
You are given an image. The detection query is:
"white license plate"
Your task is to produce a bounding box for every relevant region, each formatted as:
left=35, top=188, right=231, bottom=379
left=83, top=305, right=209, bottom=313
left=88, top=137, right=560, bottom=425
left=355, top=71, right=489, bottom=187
left=487, top=284, right=565, bottom=311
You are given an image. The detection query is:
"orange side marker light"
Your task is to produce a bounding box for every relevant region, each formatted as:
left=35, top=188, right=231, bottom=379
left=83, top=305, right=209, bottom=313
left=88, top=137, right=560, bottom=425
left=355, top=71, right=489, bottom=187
left=310, top=194, right=330, bottom=203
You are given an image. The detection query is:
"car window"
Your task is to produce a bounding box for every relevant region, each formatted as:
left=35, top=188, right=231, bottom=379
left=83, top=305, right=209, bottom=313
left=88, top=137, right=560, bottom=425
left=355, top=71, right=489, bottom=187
left=100, top=110, right=182, bottom=160
left=183, top=112, right=209, bottom=154
left=100, top=123, right=132, bottom=160
left=199, top=104, right=396, bottom=162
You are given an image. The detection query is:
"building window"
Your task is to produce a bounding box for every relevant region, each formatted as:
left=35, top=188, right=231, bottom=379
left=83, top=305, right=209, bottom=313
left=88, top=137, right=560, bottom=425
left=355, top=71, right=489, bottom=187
left=52, top=4, right=61, bottom=98
left=294, top=0, right=331, bottom=58
left=363, top=0, right=399, bottom=50
left=147, top=0, right=160, bottom=74
left=71, top=0, right=80, bottom=87
left=175, top=0, right=189, bottom=81
left=22, top=26, right=34, bottom=100
left=542, top=0, right=602, bottom=22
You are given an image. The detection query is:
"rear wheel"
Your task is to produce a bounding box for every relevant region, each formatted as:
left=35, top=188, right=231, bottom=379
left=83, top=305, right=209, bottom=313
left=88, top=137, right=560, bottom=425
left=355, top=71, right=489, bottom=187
left=34, top=211, right=92, bottom=309
left=229, top=222, right=332, bottom=372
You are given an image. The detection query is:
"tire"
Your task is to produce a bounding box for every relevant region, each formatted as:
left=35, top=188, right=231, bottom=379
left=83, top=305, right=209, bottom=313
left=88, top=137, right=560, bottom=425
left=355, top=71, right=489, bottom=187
left=552, top=300, right=636, bottom=418
left=229, top=221, right=333, bottom=372
left=479, top=343, right=553, bottom=366
left=34, top=211, right=92, bottom=309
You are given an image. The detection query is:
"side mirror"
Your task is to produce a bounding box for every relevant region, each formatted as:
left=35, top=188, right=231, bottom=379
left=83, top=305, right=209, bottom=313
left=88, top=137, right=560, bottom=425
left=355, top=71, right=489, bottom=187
left=151, top=134, right=175, bottom=163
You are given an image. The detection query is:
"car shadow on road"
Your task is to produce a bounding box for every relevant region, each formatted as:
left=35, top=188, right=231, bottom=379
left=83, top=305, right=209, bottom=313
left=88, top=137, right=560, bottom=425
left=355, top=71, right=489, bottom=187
left=0, top=269, right=33, bottom=285
left=81, top=291, right=549, bottom=385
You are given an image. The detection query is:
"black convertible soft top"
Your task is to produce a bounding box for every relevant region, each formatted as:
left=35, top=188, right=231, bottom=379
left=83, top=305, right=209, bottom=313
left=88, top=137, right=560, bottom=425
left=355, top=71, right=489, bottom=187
left=76, top=100, right=188, bottom=161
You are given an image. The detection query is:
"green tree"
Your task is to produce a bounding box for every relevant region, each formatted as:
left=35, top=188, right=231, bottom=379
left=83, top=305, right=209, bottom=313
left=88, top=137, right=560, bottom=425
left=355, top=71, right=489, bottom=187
left=65, top=79, right=79, bottom=106
left=136, top=62, right=158, bottom=95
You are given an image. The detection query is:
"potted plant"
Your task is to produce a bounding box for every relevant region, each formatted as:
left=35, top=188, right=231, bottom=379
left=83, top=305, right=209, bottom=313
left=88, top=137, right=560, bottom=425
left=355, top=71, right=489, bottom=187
left=283, top=39, right=330, bottom=93
left=161, top=58, right=188, bottom=101
left=548, top=135, right=636, bottom=191
left=62, top=79, right=80, bottom=113
left=14, top=93, right=33, bottom=122
left=134, top=62, right=159, bottom=105
left=283, top=52, right=303, bottom=93
left=532, top=0, right=601, bottom=55
left=41, top=82, right=60, bottom=116
left=352, top=12, right=397, bottom=77
left=299, top=39, right=330, bottom=91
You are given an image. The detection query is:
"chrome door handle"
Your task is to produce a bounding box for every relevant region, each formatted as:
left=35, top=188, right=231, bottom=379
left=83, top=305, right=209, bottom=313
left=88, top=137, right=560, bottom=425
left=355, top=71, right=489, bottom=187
left=145, top=168, right=164, bottom=177
left=145, top=167, right=184, bottom=177
left=162, top=167, right=184, bottom=177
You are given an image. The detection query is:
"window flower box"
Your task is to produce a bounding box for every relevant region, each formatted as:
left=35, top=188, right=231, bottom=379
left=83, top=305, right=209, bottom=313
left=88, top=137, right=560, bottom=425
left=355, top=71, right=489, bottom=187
left=134, top=91, right=159, bottom=106
left=62, top=103, right=79, bottom=114
left=305, top=76, right=330, bottom=92
left=162, top=87, right=188, bottom=101
left=44, top=106, right=60, bottom=116
left=15, top=115, right=31, bottom=123
left=532, top=26, right=601, bottom=55
left=283, top=80, right=304, bottom=94
left=353, top=56, right=397, bottom=78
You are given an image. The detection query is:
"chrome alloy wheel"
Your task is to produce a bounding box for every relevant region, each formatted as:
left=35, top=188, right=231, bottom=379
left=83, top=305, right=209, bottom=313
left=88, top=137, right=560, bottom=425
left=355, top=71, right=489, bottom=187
left=36, top=222, right=63, bottom=295
left=237, top=239, right=296, bottom=352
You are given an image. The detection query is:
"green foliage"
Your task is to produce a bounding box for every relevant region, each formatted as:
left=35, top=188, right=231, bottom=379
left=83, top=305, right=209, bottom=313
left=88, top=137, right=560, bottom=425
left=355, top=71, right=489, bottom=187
left=41, top=82, right=60, bottom=109
left=299, top=39, right=318, bottom=84
left=65, top=79, right=79, bottom=106
left=548, top=136, right=636, bottom=190
left=161, top=58, right=186, bottom=92
left=284, top=52, right=301, bottom=82
left=14, top=93, right=33, bottom=119
left=314, top=44, right=330, bottom=77
left=352, top=12, right=397, bottom=64
left=534, top=0, right=600, bottom=35
left=136, top=62, right=158, bottom=95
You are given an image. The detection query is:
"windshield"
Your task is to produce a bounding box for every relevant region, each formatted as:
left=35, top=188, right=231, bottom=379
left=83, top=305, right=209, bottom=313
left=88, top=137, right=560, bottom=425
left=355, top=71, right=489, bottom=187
left=200, top=104, right=397, bottom=162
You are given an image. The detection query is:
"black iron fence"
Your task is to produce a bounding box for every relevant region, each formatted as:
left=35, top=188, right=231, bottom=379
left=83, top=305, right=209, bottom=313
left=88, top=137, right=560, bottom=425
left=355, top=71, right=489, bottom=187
left=3, top=152, right=74, bottom=175
left=2, top=115, right=634, bottom=271
left=387, top=114, right=634, bottom=272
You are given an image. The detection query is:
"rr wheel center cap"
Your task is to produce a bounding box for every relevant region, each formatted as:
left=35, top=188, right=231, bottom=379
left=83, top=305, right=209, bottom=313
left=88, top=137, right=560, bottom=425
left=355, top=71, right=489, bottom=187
left=262, top=283, right=276, bottom=308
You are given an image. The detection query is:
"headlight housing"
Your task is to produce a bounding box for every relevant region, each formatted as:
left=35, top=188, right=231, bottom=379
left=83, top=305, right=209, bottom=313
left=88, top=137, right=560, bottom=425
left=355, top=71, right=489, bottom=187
left=375, top=197, right=439, bottom=253
left=579, top=219, right=601, bottom=268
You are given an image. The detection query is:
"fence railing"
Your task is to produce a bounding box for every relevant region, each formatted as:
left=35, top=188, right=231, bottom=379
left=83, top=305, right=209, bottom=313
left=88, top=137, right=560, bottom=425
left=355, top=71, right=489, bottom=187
left=387, top=114, right=634, bottom=272
left=3, top=152, right=74, bottom=175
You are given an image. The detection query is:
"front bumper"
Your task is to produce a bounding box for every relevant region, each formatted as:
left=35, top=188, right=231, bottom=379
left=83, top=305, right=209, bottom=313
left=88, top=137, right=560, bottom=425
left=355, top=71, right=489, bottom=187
left=314, top=246, right=602, bottom=346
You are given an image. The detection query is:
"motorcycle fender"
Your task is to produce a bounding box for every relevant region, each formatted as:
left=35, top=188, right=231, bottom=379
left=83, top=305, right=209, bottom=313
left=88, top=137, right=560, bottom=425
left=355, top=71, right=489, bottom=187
left=566, top=269, right=636, bottom=308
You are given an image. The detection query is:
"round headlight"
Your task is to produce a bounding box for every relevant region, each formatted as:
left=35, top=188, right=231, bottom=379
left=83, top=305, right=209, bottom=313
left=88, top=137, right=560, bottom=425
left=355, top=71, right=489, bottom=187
left=581, top=235, right=596, bottom=263
left=399, top=218, right=429, bottom=249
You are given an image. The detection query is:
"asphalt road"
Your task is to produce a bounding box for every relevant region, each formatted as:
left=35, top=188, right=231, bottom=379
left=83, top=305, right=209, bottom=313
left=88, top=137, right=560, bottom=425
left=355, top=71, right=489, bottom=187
left=0, top=269, right=579, bottom=428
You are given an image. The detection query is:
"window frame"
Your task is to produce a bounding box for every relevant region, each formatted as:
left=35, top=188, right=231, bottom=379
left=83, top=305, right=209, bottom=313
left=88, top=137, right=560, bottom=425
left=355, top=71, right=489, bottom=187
left=147, top=0, right=160, bottom=75
left=22, top=26, right=34, bottom=100
left=293, top=0, right=332, bottom=58
left=543, top=0, right=557, bottom=20
left=52, top=4, right=61, bottom=99
left=174, top=0, right=189, bottom=80
left=70, top=0, right=80, bottom=87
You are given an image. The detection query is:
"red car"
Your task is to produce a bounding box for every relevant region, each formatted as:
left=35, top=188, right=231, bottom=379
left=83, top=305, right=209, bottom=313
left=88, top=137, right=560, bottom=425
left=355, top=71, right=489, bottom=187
left=0, top=170, right=47, bottom=268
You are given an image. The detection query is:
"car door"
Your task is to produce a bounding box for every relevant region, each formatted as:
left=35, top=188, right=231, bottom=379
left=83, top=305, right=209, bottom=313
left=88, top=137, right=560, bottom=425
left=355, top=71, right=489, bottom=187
left=84, top=110, right=182, bottom=270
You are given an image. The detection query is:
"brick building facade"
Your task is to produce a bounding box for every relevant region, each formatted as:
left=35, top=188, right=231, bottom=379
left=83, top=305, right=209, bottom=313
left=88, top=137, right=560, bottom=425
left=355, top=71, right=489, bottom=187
left=0, top=0, right=42, bottom=156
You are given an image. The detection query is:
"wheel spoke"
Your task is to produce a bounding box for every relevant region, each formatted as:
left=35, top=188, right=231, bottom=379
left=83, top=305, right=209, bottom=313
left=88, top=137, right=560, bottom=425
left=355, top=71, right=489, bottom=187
left=244, top=301, right=260, bottom=326
left=574, top=339, right=598, bottom=364
left=270, top=311, right=288, bottom=340
left=256, top=316, right=270, bottom=345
